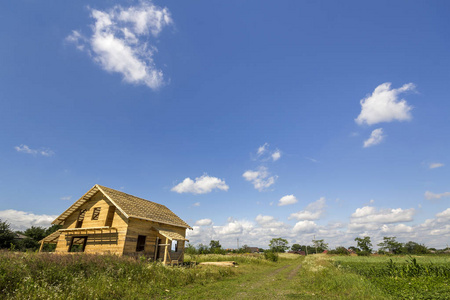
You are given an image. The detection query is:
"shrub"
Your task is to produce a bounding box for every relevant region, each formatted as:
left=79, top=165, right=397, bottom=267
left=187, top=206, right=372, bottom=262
left=264, top=250, right=279, bottom=262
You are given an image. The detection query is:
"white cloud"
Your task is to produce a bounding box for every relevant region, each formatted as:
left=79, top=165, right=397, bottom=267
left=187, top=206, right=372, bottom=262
left=429, top=163, right=444, bottom=169
left=15, top=144, right=54, bottom=157
left=289, top=197, right=326, bottom=220
left=242, top=166, right=277, bottom=191
left=66, top=2, right=172, bottom=90
left=195, top=218, right=213, bottom=226
left=272, top=150, right=281, bottom=161
left=436, top=208, right=450, bottom=219
left=193, top=202, right=200, bottom=207
left=380, top=224, right=413, bottom=234
left=255, top=215, right=285, bottom=228
left=424, top=191, right=450, bottom=200
left=60, top=196, right=72, bottom=201
left=363, top=128, right=385, bottom=148
left=293, top=220, right=317, bottom=233
left=278, top=195, right=298, bottom=206
left=350, top=206, right=415, bottom=224
left=0, top=210, right=57, bottom=231
left=254, top=143, right=281, bottom=162
left=355, top=82, right=415, bottom=126
left=171, top=174, right=229, bottom=194
left=257, top=143, right=268, bottom=156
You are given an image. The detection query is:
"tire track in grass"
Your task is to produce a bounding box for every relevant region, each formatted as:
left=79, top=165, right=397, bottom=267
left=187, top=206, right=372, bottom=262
left=287, top=263, right=302, bottom=280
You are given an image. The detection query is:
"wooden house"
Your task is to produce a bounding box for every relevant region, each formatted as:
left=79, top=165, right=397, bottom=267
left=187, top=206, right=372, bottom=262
left=39, top=184, right=191, bottom=264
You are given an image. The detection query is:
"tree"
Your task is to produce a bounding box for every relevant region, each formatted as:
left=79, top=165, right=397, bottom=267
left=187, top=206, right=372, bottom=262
left=404, top=241, right=429, bottom=254
left=377, top=236, right=403, bottom=254
left=355, top=236, right=373, bottom=255
left=269, top=238, right=289, bottom=253
left=291, top=244, right=302, bottom=252
left=312, top=239, right=328, bottom=253
left=0, top=219, right=15, bottom=249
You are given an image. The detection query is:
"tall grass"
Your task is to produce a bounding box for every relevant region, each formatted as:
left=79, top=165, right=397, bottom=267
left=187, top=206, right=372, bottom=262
left=332, top=255, right=450, bottom=299
left=0, top=251, right=235, bottom=299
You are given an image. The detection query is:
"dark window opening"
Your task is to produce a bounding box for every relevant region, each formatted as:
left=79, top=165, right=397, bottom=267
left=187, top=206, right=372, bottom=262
left=69, top=236, right=88, bottom=252
left=76, top=209, right=87, bottom=228
left=171, top=240, right=178, bottom=252
left=91, top=207, right=101, bottom=220
left=105, top=206, right=115, bottom=227
left=136, top=235, right=146, bottom=252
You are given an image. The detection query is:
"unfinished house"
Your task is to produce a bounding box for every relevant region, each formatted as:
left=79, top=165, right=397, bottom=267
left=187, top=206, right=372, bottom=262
left=39, top=184, right=191, bottom=264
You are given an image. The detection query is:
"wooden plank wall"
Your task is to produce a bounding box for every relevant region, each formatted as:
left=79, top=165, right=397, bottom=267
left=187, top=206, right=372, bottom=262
left=55, top=191, right=129, bottom=255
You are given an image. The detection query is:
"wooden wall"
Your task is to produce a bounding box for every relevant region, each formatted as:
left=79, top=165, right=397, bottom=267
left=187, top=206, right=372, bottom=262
left=54, top=191, right=188, bottom=262
left=55, top=191, right=129, bottom=255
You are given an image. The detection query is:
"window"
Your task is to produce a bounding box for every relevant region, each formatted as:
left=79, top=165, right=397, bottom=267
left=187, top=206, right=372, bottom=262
left=105, top=206, right=115, bottom=227
left=136, top=235, right=146, bottom=252
left=91, top=207, right=101, bottom=220
left=69, top=236, right=88, bottom=252
left=76, top=209, right=87, bottom=228
left=171, top=240, right=178, bottom=252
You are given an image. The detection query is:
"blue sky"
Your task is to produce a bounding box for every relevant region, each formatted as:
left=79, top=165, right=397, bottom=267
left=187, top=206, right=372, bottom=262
left=1, top=1, right=449, bottom=249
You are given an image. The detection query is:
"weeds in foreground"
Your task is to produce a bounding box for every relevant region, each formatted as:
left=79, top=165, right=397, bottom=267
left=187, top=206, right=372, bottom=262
left=333, top=255, right=450, bottom=299
left=0, top=251, right=235, bottom=299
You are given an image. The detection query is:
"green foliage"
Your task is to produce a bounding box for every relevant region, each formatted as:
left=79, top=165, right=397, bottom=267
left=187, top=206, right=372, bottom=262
left=327, top=246, right=349, bottom=255
left=264, top=250, right=279, bottom=262
left=312, top=239, right=328, bottom=253
left=355, top=236, right=373, bottom=253
left=0, top=220, right=15, bottom=249
left=269, top=238, right=289, bottom=253
left=291, top=243, right=302, bottom=252
left=377, top=236, right=403, bottom=254
left=0, top=251, right=236, bottom=299
left=333, top=255, right=450, bottom=299
left=403, top=241, right=429, bottom=254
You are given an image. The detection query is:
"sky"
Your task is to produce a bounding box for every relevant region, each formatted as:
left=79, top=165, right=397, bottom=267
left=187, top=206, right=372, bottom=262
left=0, top=1, right=449, bottom=250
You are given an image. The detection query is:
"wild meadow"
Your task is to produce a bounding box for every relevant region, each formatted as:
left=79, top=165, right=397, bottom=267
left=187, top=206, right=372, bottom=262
left=1, top=250, right=449, bottom=299
left=332, top=255, right=450, bottom=299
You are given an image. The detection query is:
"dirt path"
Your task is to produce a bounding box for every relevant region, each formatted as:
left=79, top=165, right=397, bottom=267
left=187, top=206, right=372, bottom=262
left=287, top=263, right=302, bottom=280
left=168, top=257, right=304, bottom=299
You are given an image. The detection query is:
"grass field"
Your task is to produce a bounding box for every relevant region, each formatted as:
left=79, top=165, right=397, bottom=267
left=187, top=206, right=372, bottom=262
left=0, top=251, right=449, bottom=299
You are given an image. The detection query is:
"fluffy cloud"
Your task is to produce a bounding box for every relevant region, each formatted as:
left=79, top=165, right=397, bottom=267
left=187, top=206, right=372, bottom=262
left=350, top=206, right=415, bottom=224
left=363, top=128, right=385, bottom=148
left=0, top=210, right=57, bottom=231
left=429, top=162, right=444, bottom=169
left=293, top=220, right=317, bottom=233
left=278, top=195, right=298, bottom=206
left=436, top=208, right=450, bottom=219
left=242, top=166, right=277, bottom=191
left=15, top=145, right=54, bottom=157
left=289, top=197, right=326, bottom=220
left=66, top=2, right=172, bottom=89
left=195, top=218, right=213, bottom=226
left=381, top=224, right=413, bottom=234
left=271, top=150, right=281, bottom=161
left=171, top=174, right=229, bottom=194
left=255, top=215, right=285, bottom=228
left=355, top=82, right=415, bottom=126
left=60, top=196, right=72, bottom=201
left=424, top=191, right=450, bottom=200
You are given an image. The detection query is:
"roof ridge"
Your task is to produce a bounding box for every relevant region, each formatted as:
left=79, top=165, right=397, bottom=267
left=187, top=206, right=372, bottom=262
left=96, top=184, right=168, bottom=208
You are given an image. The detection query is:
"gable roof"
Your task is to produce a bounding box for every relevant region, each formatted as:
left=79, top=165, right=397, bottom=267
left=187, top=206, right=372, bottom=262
left=53, top=184, right=191, bottom=229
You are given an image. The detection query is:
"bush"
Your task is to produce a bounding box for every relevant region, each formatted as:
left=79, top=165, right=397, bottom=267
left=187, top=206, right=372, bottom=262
left=264, top=251, right=279, bottom=262
left=357, top=250, right=371, bottom=256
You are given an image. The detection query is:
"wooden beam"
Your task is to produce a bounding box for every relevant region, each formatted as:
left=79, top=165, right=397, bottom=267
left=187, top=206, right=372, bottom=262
left=39, top=240, right=44, bottom=252
left=163, top=237, right=168, bottom=265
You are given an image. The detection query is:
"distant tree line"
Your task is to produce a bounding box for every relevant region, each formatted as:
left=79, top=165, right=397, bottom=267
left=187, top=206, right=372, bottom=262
left=0, top=219, right=61, bottom=252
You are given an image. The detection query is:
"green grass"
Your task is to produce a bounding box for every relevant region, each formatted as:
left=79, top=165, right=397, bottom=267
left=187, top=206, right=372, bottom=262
left=0, top=251, right=235, bottom=299
left=2, top=251, right=447, bottom=299
left=332, top=255, right=450, bottom=299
